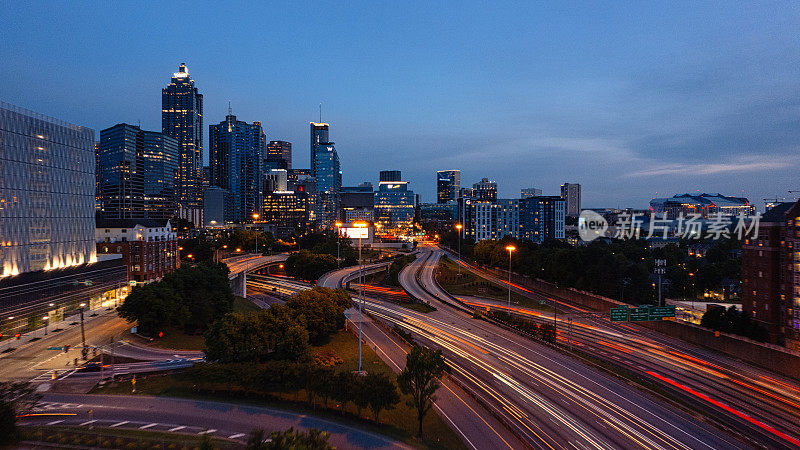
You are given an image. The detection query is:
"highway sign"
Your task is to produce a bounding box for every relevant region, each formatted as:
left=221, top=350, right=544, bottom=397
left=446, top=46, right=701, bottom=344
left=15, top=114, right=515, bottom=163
left=610, top=306, right=629, bottom=322
left=649, top=305, right=676, bottom=320
left=629, top=307, right=650, bottom=321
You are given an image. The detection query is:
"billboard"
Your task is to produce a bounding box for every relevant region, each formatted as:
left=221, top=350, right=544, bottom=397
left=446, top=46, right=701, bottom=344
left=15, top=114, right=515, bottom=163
left=342, top=227, right=369, bottom=239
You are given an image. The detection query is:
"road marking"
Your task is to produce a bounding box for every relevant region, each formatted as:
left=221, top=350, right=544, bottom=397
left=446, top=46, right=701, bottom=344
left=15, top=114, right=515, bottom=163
left=139, top=423, right=158, bottom=429
left=80, top=419, right=97, bottom=426
left=198, top=429, right=217, bottom=435
left=47, top=419, right=64, bottom=425
left=168, top=426, right=186, bottom=432
left=229, top=433, right=245, bottom=439
left=110, top=421, right=129, bottom=427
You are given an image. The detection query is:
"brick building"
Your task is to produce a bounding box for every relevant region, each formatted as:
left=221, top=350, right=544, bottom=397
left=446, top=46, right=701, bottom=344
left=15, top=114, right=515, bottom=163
left=742, top=200, right=800, bottom=347
left=95, top=219, right=180, bottom=284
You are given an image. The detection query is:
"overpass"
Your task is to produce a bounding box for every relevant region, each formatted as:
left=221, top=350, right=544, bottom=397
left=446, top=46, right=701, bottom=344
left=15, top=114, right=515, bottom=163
left=223, top=253, right=288, bottom=297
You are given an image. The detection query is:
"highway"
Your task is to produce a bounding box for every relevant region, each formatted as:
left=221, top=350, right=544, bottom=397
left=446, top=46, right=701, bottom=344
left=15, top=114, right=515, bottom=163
left=253, top=261, right=741, bottom=449
left=440, top=247, right=800, bottom=449
left=21, top=393, right=407, bottom=449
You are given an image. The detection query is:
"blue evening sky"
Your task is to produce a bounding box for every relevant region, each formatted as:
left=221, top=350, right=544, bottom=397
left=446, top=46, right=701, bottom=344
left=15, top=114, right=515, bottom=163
left=2, top=1, right=799, bottom=208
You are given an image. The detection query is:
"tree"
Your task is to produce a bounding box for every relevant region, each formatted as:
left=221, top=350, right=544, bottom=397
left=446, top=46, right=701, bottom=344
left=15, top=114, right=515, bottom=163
left=364, top=373, right=400, bottom=423
left=286, top=287, right=351, bottom=344
left=397, top=346, right=448, bottom=438
left=284, top=250, right=337, bottom=282
left=246, top=429, right=270, bottom=450
left=0, top=382, right=40, bottom=444
left=330, top=372, right=353, bottom=414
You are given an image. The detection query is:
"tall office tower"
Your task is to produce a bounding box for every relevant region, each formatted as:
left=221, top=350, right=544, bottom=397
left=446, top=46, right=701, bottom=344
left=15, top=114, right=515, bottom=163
left=380, top=170, right=402, bottom=182
left=266, top=140, right=292, bottom=170
left=521, top=188, right=543, bottom=199
left=560, top=182, right=581, bottom=217
left=436, top=170, right=461, bottom=203
left=473, top=178, right=498, bottom=202
left=209, top=113, right=266, bottom=223
left=0, top=102, right=97, bottom=276
left=162, top=63, right=203, bottom=225
left=309, top=122, right=329, bottom=176
left=314, top=141, right=341, bottom=230
left=97, top=124, right=179, bottom=220
left=375, top=178, right=415, bottom=229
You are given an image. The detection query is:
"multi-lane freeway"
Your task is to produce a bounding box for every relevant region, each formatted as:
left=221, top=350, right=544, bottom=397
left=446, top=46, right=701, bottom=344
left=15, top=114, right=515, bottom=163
left=439, top=247, right=800, bottom=449
left=250, top=252, right=753, bottom=449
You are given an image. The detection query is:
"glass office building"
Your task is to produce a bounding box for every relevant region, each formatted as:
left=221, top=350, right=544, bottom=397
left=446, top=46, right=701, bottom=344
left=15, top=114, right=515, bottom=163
left=374, top=181, right=415, bottom=229
left=0, top=102, right=97, bottom=277
left=97, top=123, right=178, bottom=220
left=209, top=114, right=266, bottom=222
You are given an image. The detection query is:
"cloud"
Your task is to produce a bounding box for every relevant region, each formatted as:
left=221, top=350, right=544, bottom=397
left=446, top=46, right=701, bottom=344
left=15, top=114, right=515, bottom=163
left=625, top=155, right=795, bottom=177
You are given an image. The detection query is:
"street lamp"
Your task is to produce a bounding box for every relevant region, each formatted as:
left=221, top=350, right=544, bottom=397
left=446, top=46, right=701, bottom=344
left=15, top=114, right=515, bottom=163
left=252, top=213, right=261, bottom=254
left=455, top=224, right=463, bottom=277
left=79, top=303, right=87, bottom=359
left=335, top=222, right=343, bottom=268
left=352, top=221, right=369, bottom=374
left=42, top=315, right=49, bottom=335
left=505, top=245, right=516, bottom=309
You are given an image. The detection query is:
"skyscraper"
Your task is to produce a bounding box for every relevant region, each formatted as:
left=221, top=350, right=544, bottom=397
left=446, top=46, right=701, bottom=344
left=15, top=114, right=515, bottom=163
left=375, top=174, right=415, bottom=229
left=162, top=63, right=203, bottom=225
left=97, top=123, right=178, bottom=220
left=266, top=140, right=292, bottom=170
left=436, top=170, right=461, bottom=203
left=309, top=122, right=329, bottom=177
left=309, top=122, right=340, bottom=229
left=209, top=113, right=266, bottom=223
left=560, top=182, right=581, bottom=217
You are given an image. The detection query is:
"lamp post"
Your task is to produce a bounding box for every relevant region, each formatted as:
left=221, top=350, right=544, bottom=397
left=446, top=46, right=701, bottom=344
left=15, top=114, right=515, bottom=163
left=455, top=223, right=463, bottom=277
left=335, top=222, right=343, bottom=268
left=79, top=303, right=87, bottom=359
left=505, top=245, right=516, bottom=309
left=353, top=221, right=368, bottom=374
left=42, top=315, right=49, bottom=335
left=252, top=213, right=260, bottom=254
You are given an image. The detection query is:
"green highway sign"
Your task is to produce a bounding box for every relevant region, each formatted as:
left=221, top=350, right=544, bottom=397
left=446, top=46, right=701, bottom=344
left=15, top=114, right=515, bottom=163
left=649, top=305, right=676, bottom=320
left=628, top=307, right=650, bottom=322
left=610, top=306, right=629, bottom=322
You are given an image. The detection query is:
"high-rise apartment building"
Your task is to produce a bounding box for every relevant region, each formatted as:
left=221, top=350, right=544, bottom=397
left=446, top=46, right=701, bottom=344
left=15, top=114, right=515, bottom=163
left=473, top=178, right=498, bottom=202
left=520, top=196, right=565, bottom=243
left=742, top=200, right=800, bottom=348
left=97, top=123, right=178, bottom=220
left=437, top=170, right=461, bottom=204
left=0, top=102, right=97, bottom=276
left=560, top=183, right=581, bottom=217
left=266, top=140, right=292, bottom=170
left=162, top=63, right=203, bottom=225
left=209, top=113, right=266, bottom=223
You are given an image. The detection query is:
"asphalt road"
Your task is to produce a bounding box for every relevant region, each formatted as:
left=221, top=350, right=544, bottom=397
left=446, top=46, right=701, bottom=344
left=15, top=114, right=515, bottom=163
left=23, top=393, right=407, bottom=449
left=441, top=247, right=800, bottom=449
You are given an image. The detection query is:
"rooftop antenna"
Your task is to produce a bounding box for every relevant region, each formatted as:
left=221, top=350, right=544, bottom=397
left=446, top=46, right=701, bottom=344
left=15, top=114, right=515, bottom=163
left=228, top=101, right=232, bottom=116
left=319, top=103, right=322, bottom=123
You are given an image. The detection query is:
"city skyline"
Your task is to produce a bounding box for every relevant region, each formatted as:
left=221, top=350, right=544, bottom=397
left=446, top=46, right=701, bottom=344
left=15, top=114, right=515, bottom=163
left=2, top=2, right=799, bottom=208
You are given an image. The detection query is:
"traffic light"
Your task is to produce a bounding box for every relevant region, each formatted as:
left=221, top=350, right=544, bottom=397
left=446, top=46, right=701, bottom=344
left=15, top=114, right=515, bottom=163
left=158, top=331, right=164, bottom=338
left=15, top=333, right=21, bottom=340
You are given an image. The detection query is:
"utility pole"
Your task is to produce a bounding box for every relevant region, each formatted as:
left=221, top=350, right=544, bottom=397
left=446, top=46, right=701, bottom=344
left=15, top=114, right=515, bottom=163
left=655, top=259, right=666, bottom=307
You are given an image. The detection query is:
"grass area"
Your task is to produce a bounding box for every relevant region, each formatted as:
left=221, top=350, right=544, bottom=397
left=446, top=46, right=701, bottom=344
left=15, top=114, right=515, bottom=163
left=18, top=425, right=237, bottom=449
left=438, top=256, right=554, bottom=312
left=92, top=330, right=466, bottom=450
left=136, top=297, right=261, bottom=352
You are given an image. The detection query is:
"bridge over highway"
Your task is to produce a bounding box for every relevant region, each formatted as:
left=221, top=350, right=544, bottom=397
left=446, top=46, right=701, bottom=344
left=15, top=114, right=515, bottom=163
left=222, top=253, right=288, bottom=296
